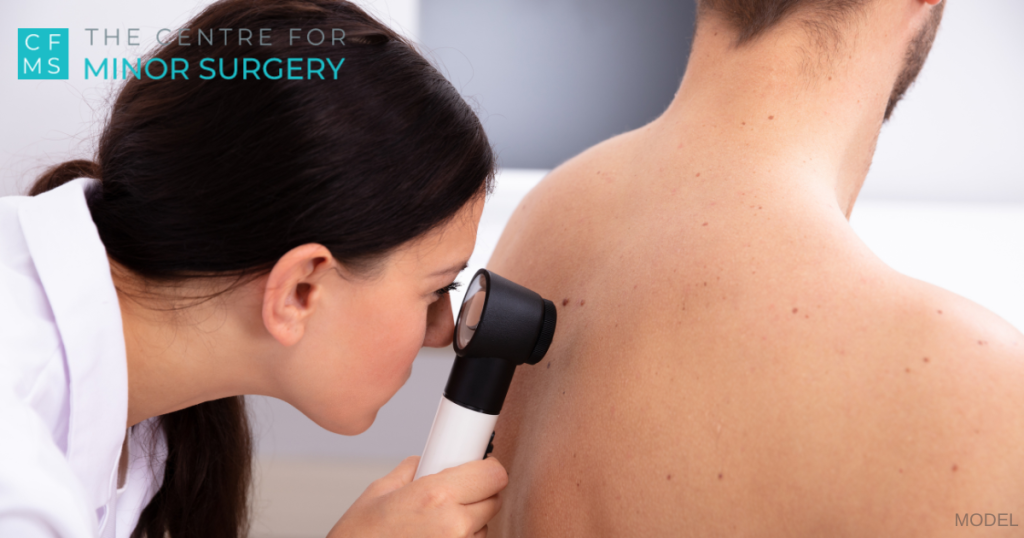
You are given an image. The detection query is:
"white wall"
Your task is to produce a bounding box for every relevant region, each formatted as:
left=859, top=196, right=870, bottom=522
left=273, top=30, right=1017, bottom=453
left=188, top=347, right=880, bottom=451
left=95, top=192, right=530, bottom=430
left=860, top=0, right=1024, bottom=202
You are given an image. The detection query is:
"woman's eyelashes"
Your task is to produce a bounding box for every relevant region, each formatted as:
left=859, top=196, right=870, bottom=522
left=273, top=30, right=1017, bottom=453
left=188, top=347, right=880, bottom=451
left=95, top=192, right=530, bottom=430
left=435, top=281, right=461, bottom=297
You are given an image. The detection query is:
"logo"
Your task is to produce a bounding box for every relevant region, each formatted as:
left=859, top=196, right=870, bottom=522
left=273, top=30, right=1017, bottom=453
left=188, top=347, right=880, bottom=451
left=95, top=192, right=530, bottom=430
left=18, top=28, right=69, bottom=80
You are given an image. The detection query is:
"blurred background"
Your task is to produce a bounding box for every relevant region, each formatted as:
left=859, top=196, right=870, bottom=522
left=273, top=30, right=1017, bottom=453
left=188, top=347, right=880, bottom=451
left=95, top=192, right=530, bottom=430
left=3, top=1, right=1022, bottom=537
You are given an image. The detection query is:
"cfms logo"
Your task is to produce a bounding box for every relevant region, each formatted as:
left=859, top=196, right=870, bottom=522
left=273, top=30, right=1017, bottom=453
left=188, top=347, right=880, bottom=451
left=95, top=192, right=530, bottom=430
left=956, top=513, right=1018, bottom=527
left=18, top=29, right=69, bottom=80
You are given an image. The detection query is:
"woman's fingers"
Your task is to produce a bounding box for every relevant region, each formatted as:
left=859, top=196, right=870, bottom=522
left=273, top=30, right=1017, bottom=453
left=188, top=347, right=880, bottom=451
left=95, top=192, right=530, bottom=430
left=431, top=457, right=508, bottom=505
left=390, top=455, right=420, bottom=484
left=463, top=494, right=502, bottom=534
left=363, top=455, right=420, bottom=499
left=331, top=456, right=507, bottom=538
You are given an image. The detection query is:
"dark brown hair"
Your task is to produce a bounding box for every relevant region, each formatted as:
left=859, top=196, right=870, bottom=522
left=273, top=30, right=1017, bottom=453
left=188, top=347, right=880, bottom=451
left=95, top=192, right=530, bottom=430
left=31, top=0, right=494, bottom=536
left=697, top=0, right=867, bottom=44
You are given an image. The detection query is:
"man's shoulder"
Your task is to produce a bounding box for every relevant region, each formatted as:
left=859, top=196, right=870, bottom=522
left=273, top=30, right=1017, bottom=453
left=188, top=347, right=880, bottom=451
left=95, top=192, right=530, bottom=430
left=856, top=271, right=1024, bottom=499
left=848, top=268, right=1024, bottom=406
left=881, top=272, right=1024, bottom=379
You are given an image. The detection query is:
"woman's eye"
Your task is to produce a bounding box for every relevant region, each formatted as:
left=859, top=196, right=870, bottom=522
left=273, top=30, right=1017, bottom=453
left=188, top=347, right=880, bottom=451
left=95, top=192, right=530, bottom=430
left=435, top=281, right=461, bottom=297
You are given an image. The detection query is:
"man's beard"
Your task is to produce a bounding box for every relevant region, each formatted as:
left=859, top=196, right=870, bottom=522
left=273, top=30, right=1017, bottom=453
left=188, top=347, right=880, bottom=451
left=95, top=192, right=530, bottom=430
left=885, top=2, right=946, bottom=121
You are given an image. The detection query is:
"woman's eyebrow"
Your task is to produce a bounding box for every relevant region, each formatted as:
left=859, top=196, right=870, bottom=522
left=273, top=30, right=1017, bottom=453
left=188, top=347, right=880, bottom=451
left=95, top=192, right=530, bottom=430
left=431, top=262, right=469, bottom=277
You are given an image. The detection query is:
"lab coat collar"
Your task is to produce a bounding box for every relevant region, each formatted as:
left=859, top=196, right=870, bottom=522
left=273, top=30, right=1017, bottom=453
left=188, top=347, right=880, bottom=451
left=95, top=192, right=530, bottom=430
left=17, top=177, right=128, bottom=514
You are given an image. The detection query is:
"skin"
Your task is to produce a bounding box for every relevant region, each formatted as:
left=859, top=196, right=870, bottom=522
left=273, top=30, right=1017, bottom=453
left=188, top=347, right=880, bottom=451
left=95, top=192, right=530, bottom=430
left=487, top=1, right=1024, bottom=536
left=115, top=195, right=508, bottom=538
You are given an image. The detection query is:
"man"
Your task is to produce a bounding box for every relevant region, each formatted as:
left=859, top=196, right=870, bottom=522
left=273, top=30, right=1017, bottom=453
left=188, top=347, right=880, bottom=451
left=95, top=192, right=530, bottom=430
left=487, top=1, right=1024, bottom=536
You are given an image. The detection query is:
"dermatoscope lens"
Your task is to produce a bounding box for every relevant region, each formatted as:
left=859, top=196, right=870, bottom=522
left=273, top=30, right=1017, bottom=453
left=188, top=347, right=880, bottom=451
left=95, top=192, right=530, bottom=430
left=456, top=273, right=488, bottom=349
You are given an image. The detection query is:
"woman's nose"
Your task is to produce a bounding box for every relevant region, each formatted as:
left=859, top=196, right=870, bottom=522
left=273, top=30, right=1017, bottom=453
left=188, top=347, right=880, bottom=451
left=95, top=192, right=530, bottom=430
left=423, top=293, right=455, bottom=348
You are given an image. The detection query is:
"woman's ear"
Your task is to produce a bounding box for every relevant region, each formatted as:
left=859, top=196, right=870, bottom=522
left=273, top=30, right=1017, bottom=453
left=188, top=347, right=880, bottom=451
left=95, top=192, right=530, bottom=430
left=263, top=243, right=335, bottom=346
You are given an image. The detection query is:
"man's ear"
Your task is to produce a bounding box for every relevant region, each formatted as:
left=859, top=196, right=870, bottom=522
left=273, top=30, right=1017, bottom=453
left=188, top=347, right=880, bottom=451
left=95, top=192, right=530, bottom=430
left=263, top=243, right=335, bottom=347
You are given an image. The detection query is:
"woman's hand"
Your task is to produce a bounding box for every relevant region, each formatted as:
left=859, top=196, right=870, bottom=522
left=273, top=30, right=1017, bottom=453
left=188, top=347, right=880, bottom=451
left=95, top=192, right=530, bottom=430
left=328, top=455, right=508, bottom=538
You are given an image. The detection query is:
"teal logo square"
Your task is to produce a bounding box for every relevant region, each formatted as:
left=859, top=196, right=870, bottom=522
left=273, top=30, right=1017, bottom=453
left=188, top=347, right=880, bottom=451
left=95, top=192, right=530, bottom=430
left=18, top=28, right=69, bottom=80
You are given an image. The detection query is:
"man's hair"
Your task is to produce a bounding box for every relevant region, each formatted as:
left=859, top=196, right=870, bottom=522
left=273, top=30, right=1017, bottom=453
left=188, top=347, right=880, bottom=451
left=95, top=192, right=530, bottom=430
left=698, top=0, right=868, bottom=45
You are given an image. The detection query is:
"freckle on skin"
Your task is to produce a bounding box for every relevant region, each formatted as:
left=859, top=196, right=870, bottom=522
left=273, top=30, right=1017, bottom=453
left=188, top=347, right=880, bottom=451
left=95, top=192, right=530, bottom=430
left=937, top=310, right=943, bottom=314
left=768, top=115, right=775, bottom=120
left=792, top=308, right=798, bottom=314
left=805, top=314, right=809, bottom=319
left=923, top=357, right=929, bottom=363
left=718, top=473, right=724, bottom=480
left=952, top=464, right=958, bottom=472
left=562, top=298, right=569, bottom=306
left=696, top=172, right=701, bottom=177
left=547, top=362, right=551, bottom=369
left=703, top=222, right=708, bottom=226
left=905, top=368, right=910, bottom=373
left=580, top=299, right=586, bottom=306
left=667, top=474, right=672, bottom=480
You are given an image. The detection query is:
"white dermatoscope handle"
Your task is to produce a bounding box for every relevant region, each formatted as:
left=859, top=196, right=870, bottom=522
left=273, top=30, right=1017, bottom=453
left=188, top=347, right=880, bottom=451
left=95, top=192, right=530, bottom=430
left=414, top=396, right=498, bottom=480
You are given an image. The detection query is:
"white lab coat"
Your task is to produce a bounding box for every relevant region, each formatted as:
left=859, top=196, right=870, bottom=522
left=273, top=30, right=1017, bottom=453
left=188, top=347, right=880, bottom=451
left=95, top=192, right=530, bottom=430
left=0, top=178, right=165, bottom=538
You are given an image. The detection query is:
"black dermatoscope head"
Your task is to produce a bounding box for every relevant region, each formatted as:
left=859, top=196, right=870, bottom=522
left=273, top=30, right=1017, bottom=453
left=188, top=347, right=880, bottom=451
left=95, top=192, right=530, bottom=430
left=444, top=269, right=557, bottom=415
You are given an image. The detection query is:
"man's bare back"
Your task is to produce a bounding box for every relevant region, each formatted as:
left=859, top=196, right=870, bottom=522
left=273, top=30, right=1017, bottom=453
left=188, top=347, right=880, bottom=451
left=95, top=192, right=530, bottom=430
left=486, top=4, right=1024, bottom=536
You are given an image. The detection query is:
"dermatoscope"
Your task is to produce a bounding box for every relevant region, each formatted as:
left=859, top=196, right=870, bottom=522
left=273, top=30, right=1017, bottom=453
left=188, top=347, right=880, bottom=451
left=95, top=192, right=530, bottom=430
left=414, top=269, right=557, bottom=480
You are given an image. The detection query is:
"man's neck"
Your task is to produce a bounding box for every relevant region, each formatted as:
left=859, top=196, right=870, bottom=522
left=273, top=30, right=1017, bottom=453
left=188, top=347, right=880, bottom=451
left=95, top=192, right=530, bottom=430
left=657, top=10, right=909, bottom=218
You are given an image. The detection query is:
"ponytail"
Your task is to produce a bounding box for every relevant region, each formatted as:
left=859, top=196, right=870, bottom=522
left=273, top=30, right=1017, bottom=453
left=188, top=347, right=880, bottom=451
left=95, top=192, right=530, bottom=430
left=29, top=159, right=100, bottom=196
left=132, top=398, right=252, bottom=538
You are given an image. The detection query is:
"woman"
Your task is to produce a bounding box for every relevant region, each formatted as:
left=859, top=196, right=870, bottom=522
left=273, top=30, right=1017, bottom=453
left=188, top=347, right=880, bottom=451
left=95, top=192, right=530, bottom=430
left=0, top=1, right=507, bottom=537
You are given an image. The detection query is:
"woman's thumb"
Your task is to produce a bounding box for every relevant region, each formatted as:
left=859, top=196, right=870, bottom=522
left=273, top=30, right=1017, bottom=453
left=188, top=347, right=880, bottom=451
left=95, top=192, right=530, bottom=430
left=365, top=455, right=420, bottom=498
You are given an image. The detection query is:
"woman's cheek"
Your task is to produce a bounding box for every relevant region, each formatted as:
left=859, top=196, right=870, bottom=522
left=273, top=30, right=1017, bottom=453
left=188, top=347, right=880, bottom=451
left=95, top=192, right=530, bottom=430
left=374, top=310, right=427, bottom=385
